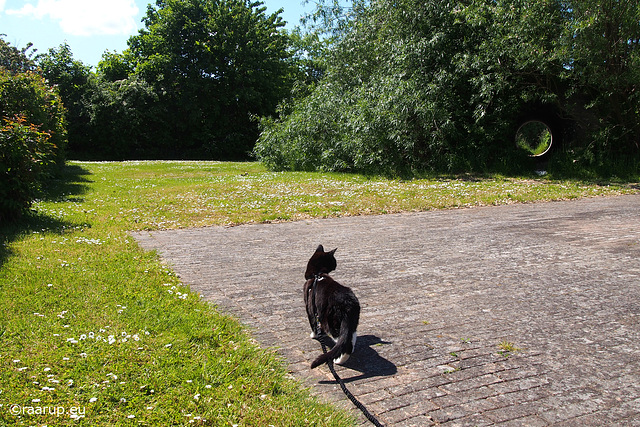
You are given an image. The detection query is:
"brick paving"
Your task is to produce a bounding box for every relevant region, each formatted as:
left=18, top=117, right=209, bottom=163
left=133, top=195, right=640, bottom=426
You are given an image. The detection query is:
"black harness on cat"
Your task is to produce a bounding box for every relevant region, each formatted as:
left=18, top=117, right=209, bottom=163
left=309, top=274, right=385, bottom=427
left=310, top=274, right=323, bottom=337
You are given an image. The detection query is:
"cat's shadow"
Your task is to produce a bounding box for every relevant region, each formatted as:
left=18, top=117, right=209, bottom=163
left=318, top=334, right=396, bottom=384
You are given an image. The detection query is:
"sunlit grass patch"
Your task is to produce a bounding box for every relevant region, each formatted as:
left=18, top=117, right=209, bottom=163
left=68, top=161, right=637, bottom=231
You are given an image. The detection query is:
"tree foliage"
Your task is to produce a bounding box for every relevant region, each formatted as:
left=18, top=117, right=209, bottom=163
left=0, top=35, right=38, bottom=74
left=256, top=0, right=640, bottom=175
left=564, top=0, right=640, bottom=164
left=33, top=0, right=295, bottom=161
left=83, top=75, right=168, bottom=159
left=12, top=0, right=637, bottom=172
left=38, top=43, right=92, bottom=155
left=125, top=0, right=294, bottom=159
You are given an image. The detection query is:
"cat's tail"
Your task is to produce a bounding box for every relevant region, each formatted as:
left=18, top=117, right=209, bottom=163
left=311, top=319, right=354, bottom=369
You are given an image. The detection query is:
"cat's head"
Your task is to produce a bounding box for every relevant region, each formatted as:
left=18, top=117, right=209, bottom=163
left=305, top=245, right=337, bottom=279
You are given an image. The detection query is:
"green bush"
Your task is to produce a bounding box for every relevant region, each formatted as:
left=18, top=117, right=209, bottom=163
left=0, top=68, right=67, bottom=221
left=0, top=116, right=54, bottom=220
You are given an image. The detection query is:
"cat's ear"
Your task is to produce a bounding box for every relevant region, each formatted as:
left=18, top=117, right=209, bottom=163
left=316, top=244, right=325, bottom=253
left=329, top=248, right=337, bottom=255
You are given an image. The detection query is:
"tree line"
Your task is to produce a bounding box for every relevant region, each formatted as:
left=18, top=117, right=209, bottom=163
left=257, top=0, right=640, bottom=176
left=39, top=0, right=302, bottom=161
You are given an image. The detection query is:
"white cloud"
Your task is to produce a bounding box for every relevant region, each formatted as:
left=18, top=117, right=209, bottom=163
left=6, top=0, right=139, bottom=36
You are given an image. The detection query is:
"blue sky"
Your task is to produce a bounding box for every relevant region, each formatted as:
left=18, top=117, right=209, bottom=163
left=0, top=0, right=313, bottom=67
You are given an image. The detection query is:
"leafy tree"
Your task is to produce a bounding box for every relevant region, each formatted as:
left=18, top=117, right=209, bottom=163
left=97, top=50, right=136, bottom=82
left=284, top=28, right=327, bottom=93
left=256, top=0, right=640, bottom=175
left=83, top=75, right=169, bottom=159
left=17, top=2, right=303, bottom=161
left=562, top=0, right=640, bottom=165
left=38, top=43, right=92, bottom=154
left=300, top=0, right=368, bottom=43
left=257, top=0, right=526, bottom=174
left=127, top=0, right=294, bottom=159
left=0, top=35, right=37, bottom=74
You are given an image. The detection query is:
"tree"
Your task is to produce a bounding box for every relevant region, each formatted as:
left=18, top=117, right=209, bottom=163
left=127, top=0, right=294, bottom=159
left=38, top=43, right=92, bottom=155
left=97, top=50, right=136, bottom=82
left=256, top=0, right=640, bottom=175
left=257, top=0, right=535, bottom=174
left=563, top=0, right=640, bottom=163
left=83, top=75, right=169, bottom=159
left=0, top=35, right=37, bottom=74
left=284, top=28, right=328, bottom=92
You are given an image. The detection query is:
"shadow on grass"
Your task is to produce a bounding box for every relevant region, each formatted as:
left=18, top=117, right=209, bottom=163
left=0, top=164, right=92, bottom=267
left=42, top=163, right=92, bottom=203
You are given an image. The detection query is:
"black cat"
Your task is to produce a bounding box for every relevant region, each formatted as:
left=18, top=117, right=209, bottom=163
left=303, top=245, right=360, bottom=368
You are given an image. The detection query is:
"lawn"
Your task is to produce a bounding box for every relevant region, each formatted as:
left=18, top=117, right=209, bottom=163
left=1, top=161, right=637, bottom=426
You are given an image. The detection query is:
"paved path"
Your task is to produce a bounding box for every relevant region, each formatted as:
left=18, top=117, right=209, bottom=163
left=133, top=195, right=640, bottom=426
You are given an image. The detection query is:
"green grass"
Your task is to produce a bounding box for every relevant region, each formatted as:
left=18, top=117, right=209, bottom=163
left=1, top=160, right=637, bottom=426
left=49, top=160, right=637, bottom=231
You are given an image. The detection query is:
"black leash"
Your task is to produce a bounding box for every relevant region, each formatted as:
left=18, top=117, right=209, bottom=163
left=311, top=275, right=385, bottom=427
